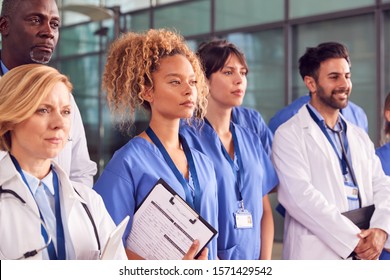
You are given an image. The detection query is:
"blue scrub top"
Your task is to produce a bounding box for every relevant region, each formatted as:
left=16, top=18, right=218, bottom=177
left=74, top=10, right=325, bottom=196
left=231, top=106, right=273, bottom=157
left=376, top=142, right=390, bottom=175
left=376, top=142, right=390, bottom=260
left=268, top=95, right=368, bottom=134
left=93, top=136, right=219, bottom=259
left=181, top=122, right=278, bottom=260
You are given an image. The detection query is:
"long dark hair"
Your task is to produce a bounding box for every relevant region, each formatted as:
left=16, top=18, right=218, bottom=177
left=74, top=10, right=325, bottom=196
left=385, top=92, right=390, bottom=137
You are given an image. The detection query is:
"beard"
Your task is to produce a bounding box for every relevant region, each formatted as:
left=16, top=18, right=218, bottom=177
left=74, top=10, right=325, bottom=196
left=316, top=84, right=350, bottom=110
left=30, top=49, right=52, bottom=64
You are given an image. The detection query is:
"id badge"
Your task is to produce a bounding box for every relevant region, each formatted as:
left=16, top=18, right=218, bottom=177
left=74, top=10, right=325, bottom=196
left=234, top=210, right=253, bottom=229
left=344, top=180, right=359, bottom=200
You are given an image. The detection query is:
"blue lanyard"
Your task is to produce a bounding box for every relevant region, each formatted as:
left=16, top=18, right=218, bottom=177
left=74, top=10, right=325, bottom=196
left=10, top=155, right=66, bottom=260
left=145, top=127, right=201, bottom=212
left=306, top=105, right=349, bottom=176
left=204, top=119, right=244, bottom=201
left=306, top=105, right=361, bottom=206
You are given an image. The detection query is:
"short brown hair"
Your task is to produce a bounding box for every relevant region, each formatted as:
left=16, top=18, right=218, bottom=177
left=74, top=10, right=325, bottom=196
left=299, top=42, right=351, bottom=81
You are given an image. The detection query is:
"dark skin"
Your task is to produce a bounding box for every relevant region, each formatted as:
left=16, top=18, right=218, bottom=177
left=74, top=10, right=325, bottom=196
left=0, top=0, right=60, bottom=69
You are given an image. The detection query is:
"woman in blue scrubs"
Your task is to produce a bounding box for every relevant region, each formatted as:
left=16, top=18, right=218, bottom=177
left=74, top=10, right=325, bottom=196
left=93, top=29, right=218, bottom=260
left=376, top=92, right=390, bottom=260
left=181, top=40, right=278, bottom=260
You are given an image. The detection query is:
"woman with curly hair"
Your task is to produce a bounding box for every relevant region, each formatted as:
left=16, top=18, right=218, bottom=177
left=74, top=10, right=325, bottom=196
left=93, top=29, right=218, bottom=260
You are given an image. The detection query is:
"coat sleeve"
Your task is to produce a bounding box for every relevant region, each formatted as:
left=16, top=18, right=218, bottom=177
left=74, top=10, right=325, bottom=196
left=75, top=183, right=127, bottom=260
left=68, top=95, right=97, bottom=187
left=365, top=136, right=390, bottom=248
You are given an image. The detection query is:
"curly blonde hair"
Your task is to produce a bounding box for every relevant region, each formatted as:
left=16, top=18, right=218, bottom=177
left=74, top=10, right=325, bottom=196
left=102, top=29, right=208, bottom=133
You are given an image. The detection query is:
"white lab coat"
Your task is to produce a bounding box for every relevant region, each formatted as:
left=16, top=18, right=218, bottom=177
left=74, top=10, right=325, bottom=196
left=272, top=106, right=390, bottom=259
left=0, top=154, right=126, bottom=260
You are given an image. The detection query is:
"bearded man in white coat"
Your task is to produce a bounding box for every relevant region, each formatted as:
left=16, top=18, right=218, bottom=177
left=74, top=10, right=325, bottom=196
left=272, top=42, right=390, bottom=260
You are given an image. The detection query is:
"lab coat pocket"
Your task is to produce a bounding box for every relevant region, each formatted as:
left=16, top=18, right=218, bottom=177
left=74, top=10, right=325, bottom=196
left=218, top=244, right=238, bottom=260
left=296, top=234, right=340, bottom=260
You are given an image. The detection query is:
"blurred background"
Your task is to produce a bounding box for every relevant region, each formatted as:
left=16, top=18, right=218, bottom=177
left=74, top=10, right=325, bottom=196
left=2, top=0, right=390, bottom=257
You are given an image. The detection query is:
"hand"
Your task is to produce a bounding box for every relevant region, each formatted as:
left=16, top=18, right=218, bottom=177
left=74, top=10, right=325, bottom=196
left=354, top=228, right=388, bottom=260
left=125, top=249, right=145, bottom=260
left=182, top=240, right=208, bottom=260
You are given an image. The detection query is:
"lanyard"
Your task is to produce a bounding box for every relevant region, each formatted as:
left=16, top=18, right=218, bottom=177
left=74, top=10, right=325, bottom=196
left=145, top=127, right=201, bottom=212
left=0, top=59, right=7, bottom=76
left=204, top=119, right=244, bottom=201
left=10, top=155, right=66, bottom=260
left=305, top=105, right=361, bottom=206
left=306, top=105, right=349, bottom=176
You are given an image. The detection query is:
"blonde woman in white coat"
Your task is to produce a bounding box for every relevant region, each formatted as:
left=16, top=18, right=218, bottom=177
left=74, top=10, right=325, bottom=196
left=0, top=64, right=126, bottom=260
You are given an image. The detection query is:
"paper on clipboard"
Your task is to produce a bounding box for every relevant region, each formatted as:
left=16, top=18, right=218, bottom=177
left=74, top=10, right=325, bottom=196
left=100, top=215, right=129, bottom=260
left=126, top=178, right=217, bottom=260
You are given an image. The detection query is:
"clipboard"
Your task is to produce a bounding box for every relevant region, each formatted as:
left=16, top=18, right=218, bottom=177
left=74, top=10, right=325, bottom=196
left=100, top=215, right=129, bottom=260
left=126, top=178, right=217, bottom=260
left=342, top=204, right=375, bottom=229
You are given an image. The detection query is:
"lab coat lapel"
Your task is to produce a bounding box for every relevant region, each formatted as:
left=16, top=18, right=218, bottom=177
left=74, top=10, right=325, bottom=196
left=298, top=107, right=335, bottom=160
left=297, top=107, right=348, bottom=207
left=0, top=154, right=40, bottom=212
left=52, top=162, right=93, bottom=259
left=344, top=119, right=367, bottom=206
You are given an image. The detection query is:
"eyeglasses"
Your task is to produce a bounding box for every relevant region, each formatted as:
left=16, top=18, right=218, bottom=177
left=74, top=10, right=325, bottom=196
left=0, top=186, right=52, bottom=260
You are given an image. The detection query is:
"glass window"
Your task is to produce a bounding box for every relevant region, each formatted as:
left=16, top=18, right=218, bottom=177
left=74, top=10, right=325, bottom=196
left=56, top=54, right=101, bottom=170
left=187, top=30, right=284, bottom=124
left=126, top=11, right=150, bottom=32
left=290, top=0, right=374, bottom=18
left=154, top=0, right=210, bottom=36
left=106, top=0, right=151, bottom=13
left=59, top=55, right=101, bottom=110
left=293, top=14, right=377, bottom=143
left=227, top=30, right=285, bottom=123
left=215, top=0, right=284, bottom=32
left=59, top=22, right=104, bottom=56
left=57, top=53, right=125, bottom=174
left=156, top=0, right=185, bottom=5
left=186, top=37, right=211, bottom=52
